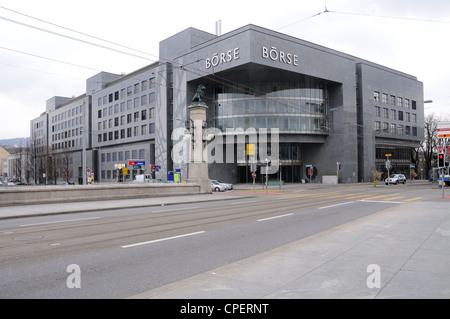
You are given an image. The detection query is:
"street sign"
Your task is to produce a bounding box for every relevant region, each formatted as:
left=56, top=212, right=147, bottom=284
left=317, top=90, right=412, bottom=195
left=135, top=161, right=145, bottom=166
left=437, top=122, right=450, bottom=139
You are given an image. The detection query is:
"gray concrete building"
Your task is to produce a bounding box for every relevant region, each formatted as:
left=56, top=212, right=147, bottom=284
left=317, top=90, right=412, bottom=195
left=30, top=24, right=424, bottom=185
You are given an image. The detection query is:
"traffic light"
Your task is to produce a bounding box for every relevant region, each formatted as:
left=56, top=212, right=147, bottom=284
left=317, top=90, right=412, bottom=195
left=438, top=153, right=445, bottom=168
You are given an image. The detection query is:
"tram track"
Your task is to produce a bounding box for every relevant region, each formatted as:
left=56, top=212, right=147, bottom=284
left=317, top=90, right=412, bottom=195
left=0, top=194, right=361, bottom=260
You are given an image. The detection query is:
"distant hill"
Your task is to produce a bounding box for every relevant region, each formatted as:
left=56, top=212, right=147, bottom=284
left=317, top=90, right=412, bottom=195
left=0, top=137, right=30, bottom=148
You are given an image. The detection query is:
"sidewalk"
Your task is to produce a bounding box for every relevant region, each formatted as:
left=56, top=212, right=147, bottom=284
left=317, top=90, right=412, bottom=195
left=130, top=200, right=450, bottom=299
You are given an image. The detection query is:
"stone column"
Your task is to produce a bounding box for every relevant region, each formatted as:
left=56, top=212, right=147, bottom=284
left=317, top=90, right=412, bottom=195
left=187, top=102, right=211, bottom=193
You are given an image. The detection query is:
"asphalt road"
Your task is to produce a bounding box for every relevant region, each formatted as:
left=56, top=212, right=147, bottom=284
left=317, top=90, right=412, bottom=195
left=0, top=183, right=438, bottom=298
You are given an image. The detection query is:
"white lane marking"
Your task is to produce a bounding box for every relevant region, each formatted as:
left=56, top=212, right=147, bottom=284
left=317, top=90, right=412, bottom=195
left=121, top=231, right=205, bottom=248
left=152, top=207, right=199, bottom=213
left=228, top=200, right=259, bottom=205
left=257, top=213, right=294, bottom=222
left=20, top=217, right=101, bottom=227
left=318, top=201, right=355, bottom=210
left=359, top=200, right=404, bottom=204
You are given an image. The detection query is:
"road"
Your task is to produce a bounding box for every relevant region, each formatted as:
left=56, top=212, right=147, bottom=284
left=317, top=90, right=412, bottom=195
left=0, top=183, right=440, bottom=298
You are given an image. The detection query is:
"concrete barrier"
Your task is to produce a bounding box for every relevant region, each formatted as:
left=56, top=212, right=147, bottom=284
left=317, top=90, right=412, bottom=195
left=0, top=183, right=204, bottom=206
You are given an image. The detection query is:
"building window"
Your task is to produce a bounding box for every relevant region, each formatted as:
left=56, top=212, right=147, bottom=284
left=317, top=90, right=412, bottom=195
left=405, top=112, right=410, bottom=122
left=405, top=99, right=410, bottom=109
left=397, top=97, right=403, bottom=107
left=412, top=114, right=417, bottom=123
left=383, top=123, right=389, bottom=133
left=398, top=125, right=404, bottom=135
left=134, top=112, right=139, bottom=122
left=398, top=111, right=403, bottom=121
left=390, top=123, right=397, bottom=134
left=390, top=95, right=396, bottom=105
left=141, top=94, right=148, bottom=106
left=382, top=93, right=388, bottom=104
left=405, top=126, right=411, bottom=136
left=375, top=106, right=381, bottom=117
left=412, top=100, right=417, bottom=110
left=413, top=127, right=417, bottom=136
left=149, top=123, right=155, bottom=134
left=149, top=92, right=156, bottom=104
left=141, top=125, right=147, bottom=135
left=142, top=80, right=148, bottom=91
left=375, top=121, right=381, bottom=131
left=383, top=108, right=389, bottom=119
left=391, top=109, right=396, bottom=120
left=134, top=83, right=139, bottom=94
left=134, top=126, right=139, bottom=136
left=374, top=91, right=380, bottom=102
left=127, top=128, right=132, bottom=138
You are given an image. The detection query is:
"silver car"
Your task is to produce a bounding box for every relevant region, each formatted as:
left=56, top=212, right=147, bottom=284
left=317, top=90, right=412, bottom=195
left=385, top=174, right=406, bottom=185
left=211, top=180, right=226, bottom=192
left=212, top=179, right=233, bottom=190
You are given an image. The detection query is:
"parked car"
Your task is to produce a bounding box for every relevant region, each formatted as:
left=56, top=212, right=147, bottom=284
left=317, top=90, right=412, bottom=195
left=211, top=179, right=233, bottom=190
left=211, top=180, right=226, bottom=192
left=385, top=174, right=406, bottom=185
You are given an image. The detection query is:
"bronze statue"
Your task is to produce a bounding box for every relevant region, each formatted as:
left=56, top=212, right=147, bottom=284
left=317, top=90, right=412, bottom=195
left=192, top=84, right=206, bottom=103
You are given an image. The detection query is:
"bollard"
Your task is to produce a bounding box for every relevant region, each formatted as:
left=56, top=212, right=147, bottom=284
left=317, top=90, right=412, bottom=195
left=373, top=180, right=376, bottom=187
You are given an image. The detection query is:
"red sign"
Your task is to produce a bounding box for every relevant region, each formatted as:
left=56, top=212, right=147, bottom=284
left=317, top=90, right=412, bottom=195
left=438, top=146, right=450, bottom=156
left=128, top=161, right=135, bottom=166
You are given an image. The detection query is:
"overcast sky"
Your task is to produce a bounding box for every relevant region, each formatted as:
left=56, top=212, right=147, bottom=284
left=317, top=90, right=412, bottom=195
left=1, top=0, right=449, bottom=139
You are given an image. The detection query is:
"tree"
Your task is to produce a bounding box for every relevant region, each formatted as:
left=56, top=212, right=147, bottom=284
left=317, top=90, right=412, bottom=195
left=420, top=113, right=439, bottom=175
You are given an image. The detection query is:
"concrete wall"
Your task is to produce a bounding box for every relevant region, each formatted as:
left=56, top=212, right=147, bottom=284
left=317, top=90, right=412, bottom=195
left=0, top=183, right=203, bottom=206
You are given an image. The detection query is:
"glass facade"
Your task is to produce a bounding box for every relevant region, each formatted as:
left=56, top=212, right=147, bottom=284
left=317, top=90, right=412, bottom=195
left=212, top=81, right=329, bottom=134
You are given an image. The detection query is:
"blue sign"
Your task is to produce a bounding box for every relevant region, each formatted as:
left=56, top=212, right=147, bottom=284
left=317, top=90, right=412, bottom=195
left=135, top=161, right=145, bottom=166
left=175, top=169, right=181, bottom=173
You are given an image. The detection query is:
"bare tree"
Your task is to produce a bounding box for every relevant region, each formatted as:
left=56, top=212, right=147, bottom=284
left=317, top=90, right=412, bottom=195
left=59, top=151, right=73, bottom=183
left=420, top=113, right=440, bottom=175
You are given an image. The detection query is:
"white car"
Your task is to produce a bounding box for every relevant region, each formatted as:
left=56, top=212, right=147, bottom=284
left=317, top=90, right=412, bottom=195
left=385, top=174, right=406, bottom=185
left=211, top=180, right=226, bottom=192
left=211, top=180, right=233, bottom=190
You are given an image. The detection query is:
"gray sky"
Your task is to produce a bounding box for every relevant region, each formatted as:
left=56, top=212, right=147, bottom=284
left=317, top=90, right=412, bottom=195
left=1, top=0, right=449, bottom=139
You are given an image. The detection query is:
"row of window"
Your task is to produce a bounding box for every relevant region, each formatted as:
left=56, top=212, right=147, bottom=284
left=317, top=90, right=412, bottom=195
left=100, top=149, right=146, bottom=163
left=97, top=93, right=156, bottom=119
left=51, top=105, right=84, bottom=124
left=51, top=127, right=84, bottom=142
left=97, top=108, right=156, bottom=130
left=374, top=107, right=417, bottom=123
left=374, top=122, right=418, bottom=136
left=52, top=116, right=84, bottom=133
left=51, top=138, right=83, bottom=151
left=373, top=91, right=416, bottom=110
left=97, top=123, right=156, bottom=143
left=97, top=78, right=156, bottom=107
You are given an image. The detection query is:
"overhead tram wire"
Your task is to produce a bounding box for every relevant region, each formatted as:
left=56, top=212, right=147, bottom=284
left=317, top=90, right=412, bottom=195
left=0, top=5, right=277, bottom=104
left=0, top=5, right=354, bottom=115
left=0, top=5, right=278, bottom=101
left=0, top=46, right=104, bottom=73
left=0, top=5, right=160, bottom=62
